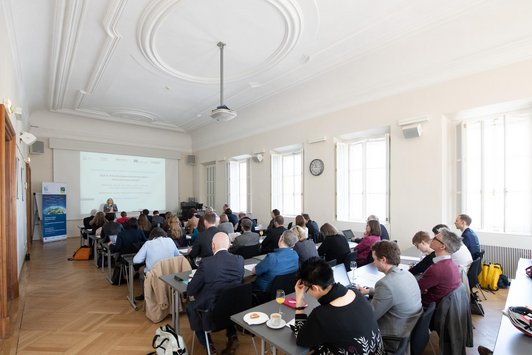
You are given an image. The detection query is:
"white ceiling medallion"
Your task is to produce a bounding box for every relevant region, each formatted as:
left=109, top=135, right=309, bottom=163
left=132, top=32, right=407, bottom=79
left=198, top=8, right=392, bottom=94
left=137, top=0, right=302, bottom=83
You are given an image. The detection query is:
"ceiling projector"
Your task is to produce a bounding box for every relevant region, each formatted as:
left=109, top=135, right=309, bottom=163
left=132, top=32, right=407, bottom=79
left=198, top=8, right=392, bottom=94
left=210, top=105, right=237, bottom=122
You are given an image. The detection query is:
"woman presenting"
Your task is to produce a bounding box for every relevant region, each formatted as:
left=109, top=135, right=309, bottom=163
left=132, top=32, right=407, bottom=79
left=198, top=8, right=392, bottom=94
left=103, top=198, right=118, bottom=213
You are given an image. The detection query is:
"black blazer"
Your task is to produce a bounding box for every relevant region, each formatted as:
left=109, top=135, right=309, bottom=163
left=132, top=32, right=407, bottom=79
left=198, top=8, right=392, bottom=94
left=187, top=250, right=244, bottom=311
left=261, top=226, right=286, bottom=254
left=189, top=226, right=219, bottom=259
left=317, top=234, right=351, bottom=262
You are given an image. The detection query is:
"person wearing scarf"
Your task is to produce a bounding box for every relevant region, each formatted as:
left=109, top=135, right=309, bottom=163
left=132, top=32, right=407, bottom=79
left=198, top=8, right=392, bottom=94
left=293, top=257, right=384, bottom=355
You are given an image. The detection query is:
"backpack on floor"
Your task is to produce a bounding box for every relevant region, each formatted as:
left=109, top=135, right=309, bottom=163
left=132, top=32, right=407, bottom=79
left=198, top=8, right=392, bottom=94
left=68, top=246, right=92, bottom=261
left=148, top=324, right=188, bottom=355
left=479, top=263, right=502, bottom=291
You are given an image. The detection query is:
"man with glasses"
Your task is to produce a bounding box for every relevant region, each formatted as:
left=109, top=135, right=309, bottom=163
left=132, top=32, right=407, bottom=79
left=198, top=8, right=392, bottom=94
left=417, top=229, right=462, bottom=307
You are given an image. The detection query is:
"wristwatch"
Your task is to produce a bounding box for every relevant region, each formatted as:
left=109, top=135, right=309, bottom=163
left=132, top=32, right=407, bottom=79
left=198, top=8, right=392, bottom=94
left=295, top=306, right=306, bottom=310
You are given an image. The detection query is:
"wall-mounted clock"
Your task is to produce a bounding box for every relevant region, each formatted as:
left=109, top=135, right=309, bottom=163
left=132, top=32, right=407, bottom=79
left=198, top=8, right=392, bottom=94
left=309, top=159, right=324, bottom=176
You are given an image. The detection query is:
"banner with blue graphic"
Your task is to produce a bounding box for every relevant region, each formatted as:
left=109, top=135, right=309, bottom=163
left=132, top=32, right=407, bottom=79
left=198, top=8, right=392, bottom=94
left=42, top=182, right=67, bottom=243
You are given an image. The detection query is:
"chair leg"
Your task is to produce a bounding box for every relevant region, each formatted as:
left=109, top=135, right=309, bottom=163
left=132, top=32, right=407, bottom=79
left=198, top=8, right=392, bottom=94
left=205, top=331, right=211, bottom=355
left=476, top=283, right=488, bottom=300
left=191, top=334, right=195, bottom=355
left=251, top=335, right=258, bottom=355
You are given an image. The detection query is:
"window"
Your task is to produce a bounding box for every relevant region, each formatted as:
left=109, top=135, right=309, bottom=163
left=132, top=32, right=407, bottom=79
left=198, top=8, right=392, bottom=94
left=271, top=148, right=302, bottom=217
left=336, top=135, right=389, bottom=222
left=205, top=164, right=216, bottom=209
left=228, top=158, right=250, bottom=212
left=459, top=113, right=531, bottom=234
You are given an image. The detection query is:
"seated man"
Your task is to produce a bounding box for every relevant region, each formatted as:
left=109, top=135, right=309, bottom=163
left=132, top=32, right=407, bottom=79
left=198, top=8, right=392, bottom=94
left=229, top=218, right=260, bottom=252
left=187, top=233, right=244, bottom=354
left=116, top=211, right=129, bottom=225
left=235, top=212, right=256, bottom=233
left=454, top=214, right=481, bottom=259
left=418, top=229, right=462, bottom=307
left=151, top=210, right=165, bottom=228
left=409, top=230, right=435, bottom=276
left=302, top=213, right=320, bottom=243
left=358, top=241, right=422, bottom=344
left=109, top=217, right=146, bottom=255
left=188, top=212, right=219, bottom=261
left=253, top=230, right=299, bottom=292
left=261, top=215, right=286, bottom=254
left=100, top=212, right=124, bottom=242
left=133, top=227, right=180, bottom=300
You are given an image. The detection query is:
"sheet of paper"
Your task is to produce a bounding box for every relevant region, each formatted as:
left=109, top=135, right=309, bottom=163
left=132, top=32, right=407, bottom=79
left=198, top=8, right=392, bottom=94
left=285, top=318, right=295, bottom=328
left=244, top=263, right=257, bottom=271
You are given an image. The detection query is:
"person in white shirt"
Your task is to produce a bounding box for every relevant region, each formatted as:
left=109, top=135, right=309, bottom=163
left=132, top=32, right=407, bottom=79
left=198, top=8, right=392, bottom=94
left=133, top=227, right=180, bottom=300
left=433, top=224, right=472, bottom=273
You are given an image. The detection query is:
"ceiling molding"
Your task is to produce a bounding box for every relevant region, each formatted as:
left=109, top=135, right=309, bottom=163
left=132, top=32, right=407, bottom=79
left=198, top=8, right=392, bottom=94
left=137, top=0, right=303, bottom=83
left=53, top=107, right=185, bottom=132
left=49, top=0, right=87, bottom=110
left=75, top=0, right=128, bottom=109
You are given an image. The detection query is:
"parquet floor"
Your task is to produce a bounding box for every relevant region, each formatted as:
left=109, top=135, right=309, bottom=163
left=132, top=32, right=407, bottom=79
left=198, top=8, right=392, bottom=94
left=1, top=238, right=507, bottom=354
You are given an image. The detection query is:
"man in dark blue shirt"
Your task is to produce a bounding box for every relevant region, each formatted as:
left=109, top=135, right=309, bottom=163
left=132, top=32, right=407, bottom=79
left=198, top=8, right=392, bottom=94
left=454, top=214, right=481, bottom=259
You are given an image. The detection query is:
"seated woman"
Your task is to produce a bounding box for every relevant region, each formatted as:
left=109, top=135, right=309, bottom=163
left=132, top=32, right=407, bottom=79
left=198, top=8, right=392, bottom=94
left=354, top=220, right=381, bottom=266
left=418, top=228, right=462, bottom=307
left=166, top=215, right=186, bottom=247
left=293, top=257, right=384, bottom=354
left=292, top=225, right=318, bottom=263
left=137, top=213, right=152, bottom=239
left=317, top=223, right=350, bottom=264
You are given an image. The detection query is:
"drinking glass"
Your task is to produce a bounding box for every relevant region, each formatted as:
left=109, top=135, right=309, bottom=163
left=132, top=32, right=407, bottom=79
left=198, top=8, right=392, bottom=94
left=350, top=261, right=358, bottom=284
left=275, top=289, right=285, bottom=314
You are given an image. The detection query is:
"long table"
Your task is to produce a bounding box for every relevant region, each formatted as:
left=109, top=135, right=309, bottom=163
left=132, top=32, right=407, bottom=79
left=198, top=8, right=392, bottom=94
left=121, top=254, right=139, bottom=310
left=159, top=256, right=262, bottom=332
left=493, top=258, right=532, bottom=353
left=231, top=292, right=319, bottom=355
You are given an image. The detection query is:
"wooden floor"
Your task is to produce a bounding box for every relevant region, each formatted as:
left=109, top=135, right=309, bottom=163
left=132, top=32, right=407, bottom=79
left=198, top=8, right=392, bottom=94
left=1, top=238, right=507, bottom=354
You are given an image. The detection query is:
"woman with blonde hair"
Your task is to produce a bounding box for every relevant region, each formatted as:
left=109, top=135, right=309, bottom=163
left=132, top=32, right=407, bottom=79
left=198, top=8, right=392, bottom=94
left=167, top=215, right=186, bottom=247
left=292, top=225, right=318, bottom=263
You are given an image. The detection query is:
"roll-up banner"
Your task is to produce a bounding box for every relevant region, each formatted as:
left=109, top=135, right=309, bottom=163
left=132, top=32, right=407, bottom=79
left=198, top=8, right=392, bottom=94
left=42, top=182, right=67, bottom=243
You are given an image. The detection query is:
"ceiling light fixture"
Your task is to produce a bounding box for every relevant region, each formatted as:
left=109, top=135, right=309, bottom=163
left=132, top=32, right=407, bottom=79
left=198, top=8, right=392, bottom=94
left=210, top=41, right=237, bottom=122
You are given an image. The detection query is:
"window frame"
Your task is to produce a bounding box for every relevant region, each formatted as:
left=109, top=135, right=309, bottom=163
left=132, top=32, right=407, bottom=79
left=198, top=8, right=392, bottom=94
left=336, top=133, right=390, bottom=224
left=271, top=147, right=303, bottom=218
left=227, top=157, right=251, bottom=213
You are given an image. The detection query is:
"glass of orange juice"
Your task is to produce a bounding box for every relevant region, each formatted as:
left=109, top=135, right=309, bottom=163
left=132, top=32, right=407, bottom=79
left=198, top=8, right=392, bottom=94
left=275, top=289, right=285, bottom=314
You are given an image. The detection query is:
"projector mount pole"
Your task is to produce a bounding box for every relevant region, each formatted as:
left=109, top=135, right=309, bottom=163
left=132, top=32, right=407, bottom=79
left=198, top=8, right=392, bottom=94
left=217, top=41, right=225, bottom=108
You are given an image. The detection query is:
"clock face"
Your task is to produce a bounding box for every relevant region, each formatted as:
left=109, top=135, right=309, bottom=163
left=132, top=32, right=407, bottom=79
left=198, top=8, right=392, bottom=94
left=310, top=159, right=324, bottom=176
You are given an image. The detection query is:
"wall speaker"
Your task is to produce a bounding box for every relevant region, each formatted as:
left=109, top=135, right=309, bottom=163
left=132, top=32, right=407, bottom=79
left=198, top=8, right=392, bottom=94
left=252, top=153, right=263, bottom=163
left=402, top=124, right=422, bottom=139
left=30, top=140, right=45, bottom=154
left=19, top=131, right=37, bottom=145
left=186, top=154, right=196, bottom=165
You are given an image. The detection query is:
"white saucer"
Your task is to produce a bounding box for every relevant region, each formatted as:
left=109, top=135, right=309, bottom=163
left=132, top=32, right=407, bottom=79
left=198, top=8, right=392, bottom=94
left=266, top=318, right=286, bottom=329
left=243, top=312, right=268, bottom=325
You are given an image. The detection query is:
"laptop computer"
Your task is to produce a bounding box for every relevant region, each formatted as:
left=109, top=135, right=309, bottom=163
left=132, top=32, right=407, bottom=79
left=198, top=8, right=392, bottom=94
left=332, top=264, right=352, bottom=287
left=342, top=229, right=355, bottom=241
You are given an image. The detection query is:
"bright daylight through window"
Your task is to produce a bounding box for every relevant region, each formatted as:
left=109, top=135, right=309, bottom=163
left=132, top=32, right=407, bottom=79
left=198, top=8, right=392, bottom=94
left=228, top=159, right=249, bottom=213
left=460, top=113, right=531, bottom=234
left=271, top=149, right=302, bottom=217
left=337, top=135, right=389, bottom=223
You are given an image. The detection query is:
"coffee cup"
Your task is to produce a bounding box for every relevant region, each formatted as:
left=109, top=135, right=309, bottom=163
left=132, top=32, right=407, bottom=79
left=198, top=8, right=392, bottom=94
left=270, top=312, right=282, bottom=327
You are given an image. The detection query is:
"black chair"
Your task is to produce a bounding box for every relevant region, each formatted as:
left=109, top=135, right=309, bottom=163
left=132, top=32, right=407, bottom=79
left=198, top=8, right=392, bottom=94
left=268, top=271, right=298, bottom=299
left=233, top=244, right=261, bottom=259
left=382, top=302, right=436, bottom=355
left=340, top=251, right=358, bottom=271
left=193, top=283, right=257, bottom=355
left=474, top=250, right=487, bottom=300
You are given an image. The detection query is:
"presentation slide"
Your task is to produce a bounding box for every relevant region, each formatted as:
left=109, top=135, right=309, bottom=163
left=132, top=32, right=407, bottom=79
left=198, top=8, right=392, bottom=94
left=80, top=152, right=166, bottom=214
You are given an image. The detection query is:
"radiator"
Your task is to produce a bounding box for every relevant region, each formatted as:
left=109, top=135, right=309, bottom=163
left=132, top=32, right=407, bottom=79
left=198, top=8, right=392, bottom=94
left=480, top=244, right=532, bottom=279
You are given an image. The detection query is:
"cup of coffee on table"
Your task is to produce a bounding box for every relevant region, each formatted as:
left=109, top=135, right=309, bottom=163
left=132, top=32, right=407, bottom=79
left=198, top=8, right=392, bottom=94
left=270, top=313, right=282, bottom=327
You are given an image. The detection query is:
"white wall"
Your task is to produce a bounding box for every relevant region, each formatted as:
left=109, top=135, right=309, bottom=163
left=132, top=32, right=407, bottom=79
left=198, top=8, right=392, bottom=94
left=193, top=59, right=532, bottom=250
left=1, top=1, right=30, bottom=276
